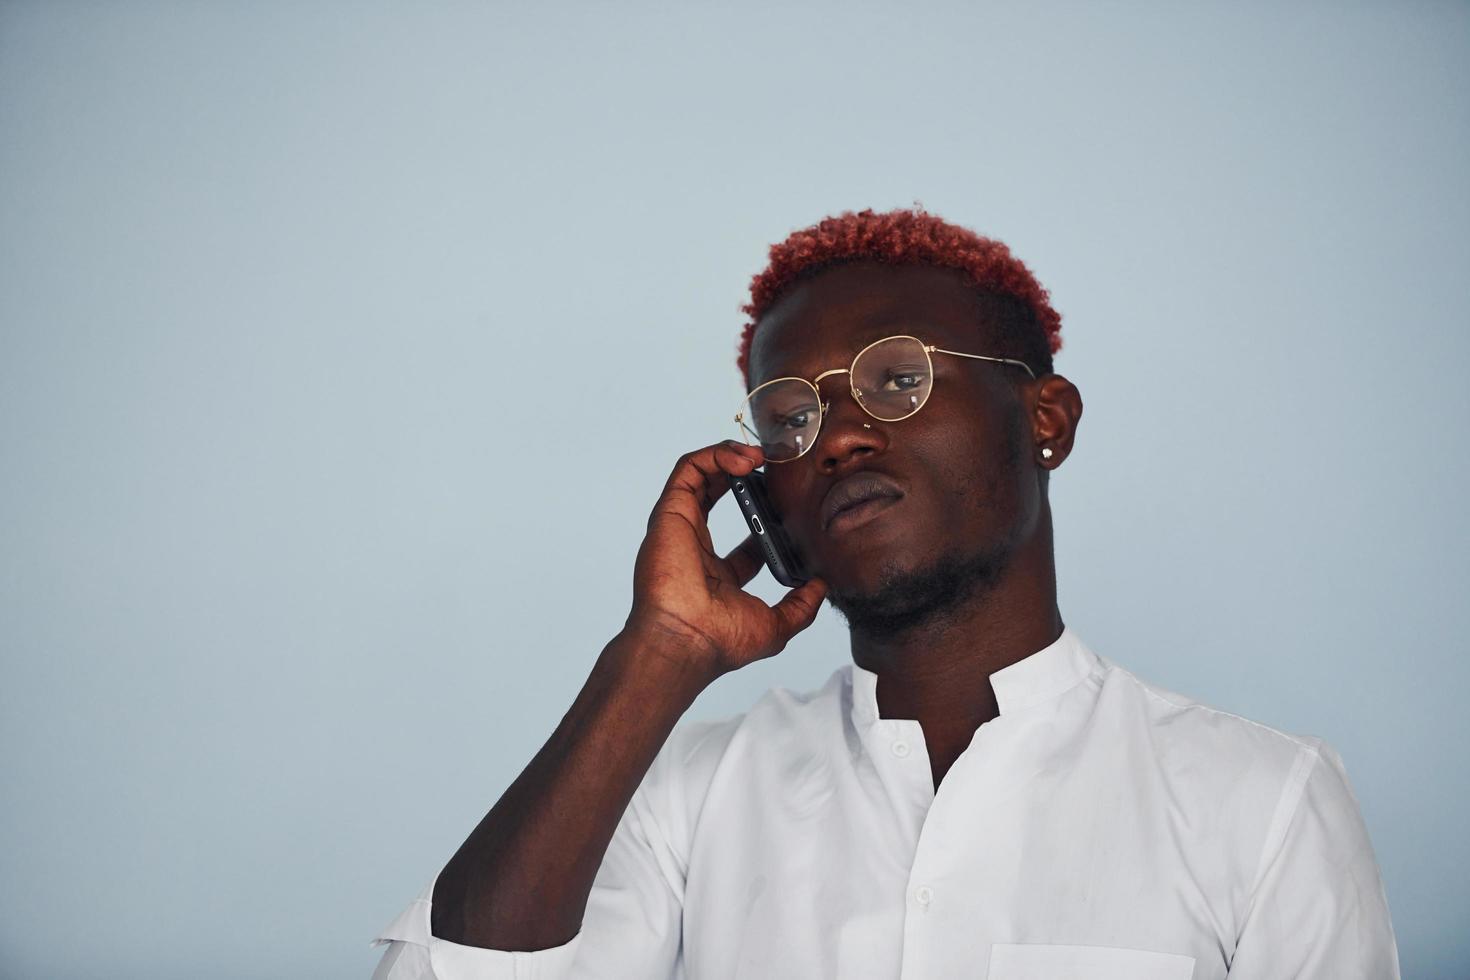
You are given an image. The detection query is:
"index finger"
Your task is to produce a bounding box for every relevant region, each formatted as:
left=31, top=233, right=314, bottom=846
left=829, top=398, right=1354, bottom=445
left=656, top=440, right=765, bottom=525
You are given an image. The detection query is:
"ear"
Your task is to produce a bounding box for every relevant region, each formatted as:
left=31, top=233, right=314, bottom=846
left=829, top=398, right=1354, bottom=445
left=1028, top=374, right=1082, bottom=468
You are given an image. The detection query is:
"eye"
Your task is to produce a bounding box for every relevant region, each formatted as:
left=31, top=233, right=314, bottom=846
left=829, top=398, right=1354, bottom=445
left=777, top=408, right=817, bottom=430
left=761, top=402, right=819, bottom=432
left=880, top=368, right=928, bottom=392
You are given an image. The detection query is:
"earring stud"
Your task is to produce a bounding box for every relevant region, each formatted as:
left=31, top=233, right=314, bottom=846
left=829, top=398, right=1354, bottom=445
left=1041, top=447, right=1054, bottom=460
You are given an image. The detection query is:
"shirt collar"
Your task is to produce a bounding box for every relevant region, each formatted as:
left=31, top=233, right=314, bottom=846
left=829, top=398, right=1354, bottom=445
left=847, top=624, right=1100, bottom=730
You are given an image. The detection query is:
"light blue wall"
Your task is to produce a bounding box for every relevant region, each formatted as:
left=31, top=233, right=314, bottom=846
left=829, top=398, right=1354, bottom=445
left=1, top=2, right=1465, bottom=977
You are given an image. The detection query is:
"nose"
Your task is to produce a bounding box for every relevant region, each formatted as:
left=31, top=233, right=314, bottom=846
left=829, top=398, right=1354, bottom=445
left=815, top=381, right=886, bottom=472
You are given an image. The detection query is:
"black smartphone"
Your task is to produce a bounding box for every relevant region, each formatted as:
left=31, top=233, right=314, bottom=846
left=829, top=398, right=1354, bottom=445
left=730, top=468, right=810, bottom=587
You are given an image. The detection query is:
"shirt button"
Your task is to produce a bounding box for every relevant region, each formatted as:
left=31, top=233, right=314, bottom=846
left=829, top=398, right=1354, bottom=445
left=915, top=885, right=933, bottom=906
left=891, top=740, right=910, bottom=757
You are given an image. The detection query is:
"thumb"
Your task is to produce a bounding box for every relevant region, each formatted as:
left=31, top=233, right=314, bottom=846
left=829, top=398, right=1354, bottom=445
left=769, top=577, right=828, bottom=650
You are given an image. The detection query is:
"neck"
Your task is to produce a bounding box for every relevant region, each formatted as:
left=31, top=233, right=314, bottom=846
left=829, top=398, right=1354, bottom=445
left=849, top=515, right=1064, bottom=742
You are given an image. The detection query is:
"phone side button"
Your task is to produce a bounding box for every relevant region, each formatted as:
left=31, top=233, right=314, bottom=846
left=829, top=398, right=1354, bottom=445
left=751, top=515, right=765, bottom=535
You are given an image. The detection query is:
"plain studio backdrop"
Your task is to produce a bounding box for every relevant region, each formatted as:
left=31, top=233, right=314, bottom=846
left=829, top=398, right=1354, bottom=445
left=1, top=2, right=1466, bottom=978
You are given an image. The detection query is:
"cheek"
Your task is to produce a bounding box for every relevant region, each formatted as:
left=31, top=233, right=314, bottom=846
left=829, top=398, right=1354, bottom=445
left=764, top=471, right=807, bottom=524
left=920, top=405, right=1025, bottom=516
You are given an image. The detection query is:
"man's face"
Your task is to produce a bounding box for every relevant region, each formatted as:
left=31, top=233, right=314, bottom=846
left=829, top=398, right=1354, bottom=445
left=747, top=260, right=1046, bottom=637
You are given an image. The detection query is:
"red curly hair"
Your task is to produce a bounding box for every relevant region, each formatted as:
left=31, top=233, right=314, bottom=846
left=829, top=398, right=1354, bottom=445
left=736, top=207, right=1063, bottom=385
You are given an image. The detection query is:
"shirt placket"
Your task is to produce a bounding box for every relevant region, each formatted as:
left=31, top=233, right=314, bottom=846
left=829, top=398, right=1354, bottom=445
left=857, top=715, right=946, bottom=978
left=897, top=717, right=1018, bottom=979
left=864, top=717, right=935, bottom=841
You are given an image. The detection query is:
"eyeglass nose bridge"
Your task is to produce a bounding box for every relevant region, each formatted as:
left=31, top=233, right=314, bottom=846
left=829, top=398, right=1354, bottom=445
left=811, top=367, right=861, bottom=420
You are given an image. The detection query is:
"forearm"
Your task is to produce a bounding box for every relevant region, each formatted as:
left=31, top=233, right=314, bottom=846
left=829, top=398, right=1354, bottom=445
left=429, top=628, right=715, bottom=952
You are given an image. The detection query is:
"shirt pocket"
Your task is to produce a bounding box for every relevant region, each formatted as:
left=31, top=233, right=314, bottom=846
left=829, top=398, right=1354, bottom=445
left=987, top=943, right=1195, bottom=980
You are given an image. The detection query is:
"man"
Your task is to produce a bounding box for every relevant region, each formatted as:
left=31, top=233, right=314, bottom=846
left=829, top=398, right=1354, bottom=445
left=370, top=208, right=1400, bottom=979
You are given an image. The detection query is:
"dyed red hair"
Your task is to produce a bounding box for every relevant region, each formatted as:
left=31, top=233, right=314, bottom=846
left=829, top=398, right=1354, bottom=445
left=736, top=207, right=1063, bottom=384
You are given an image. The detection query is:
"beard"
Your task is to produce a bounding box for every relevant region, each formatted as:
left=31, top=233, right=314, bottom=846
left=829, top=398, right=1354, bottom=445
left=824, top=537, right=1014, bottom=642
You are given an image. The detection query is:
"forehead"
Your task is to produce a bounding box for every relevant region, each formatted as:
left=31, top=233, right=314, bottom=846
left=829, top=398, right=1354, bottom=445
left=748, top=261, right=998, bottom=385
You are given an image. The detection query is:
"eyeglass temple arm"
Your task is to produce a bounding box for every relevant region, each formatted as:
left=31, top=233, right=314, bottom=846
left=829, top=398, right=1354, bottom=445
left=925, top=345, right=1037, bottom=380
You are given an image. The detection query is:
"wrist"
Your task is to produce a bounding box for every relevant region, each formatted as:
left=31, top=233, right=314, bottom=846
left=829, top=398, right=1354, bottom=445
left=603, top=622, right=722, bottom=699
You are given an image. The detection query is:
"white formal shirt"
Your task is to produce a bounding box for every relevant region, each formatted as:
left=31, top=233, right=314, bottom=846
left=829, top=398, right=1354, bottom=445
left=369, top=626, right=1399, bottom=979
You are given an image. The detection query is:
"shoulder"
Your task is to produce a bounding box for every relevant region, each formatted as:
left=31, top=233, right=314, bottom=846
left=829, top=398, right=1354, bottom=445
left=1092, top=657, right=1344, bottom=860
left=1096, top=654, right=1324, bottom=773
left=658, top=664, right=846, bottom=760
left=637, top=667, right=847, bottom=853
left=1090, top=657, right=1395, bottom=968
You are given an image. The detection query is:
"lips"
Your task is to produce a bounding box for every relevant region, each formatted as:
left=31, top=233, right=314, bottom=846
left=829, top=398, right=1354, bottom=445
left=821, top=472, right=905, bottom=531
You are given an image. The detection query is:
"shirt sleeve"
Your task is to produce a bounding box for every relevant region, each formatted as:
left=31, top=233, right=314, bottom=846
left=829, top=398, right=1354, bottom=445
left=1227, top=738, right=1401, bottom=979
left=367, top=725, right=708, bottom=980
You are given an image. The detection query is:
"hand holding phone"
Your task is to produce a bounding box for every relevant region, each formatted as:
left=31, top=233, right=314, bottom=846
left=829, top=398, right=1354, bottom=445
left=626, top=440, right=826, bottom=678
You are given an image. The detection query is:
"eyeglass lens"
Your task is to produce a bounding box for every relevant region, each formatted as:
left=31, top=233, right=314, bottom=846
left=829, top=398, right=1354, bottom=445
left=738, top=336, right=933, bottom=461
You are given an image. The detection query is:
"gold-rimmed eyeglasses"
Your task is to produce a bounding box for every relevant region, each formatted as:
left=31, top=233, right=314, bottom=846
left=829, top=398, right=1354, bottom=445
left=734, top=334, right=1036, bottom=463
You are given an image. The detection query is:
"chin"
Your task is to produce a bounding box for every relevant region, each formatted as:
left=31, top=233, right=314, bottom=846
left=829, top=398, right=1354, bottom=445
left=825, top=542, right=1011, bottom=641
left=816, top=547, right=912, bottom=599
